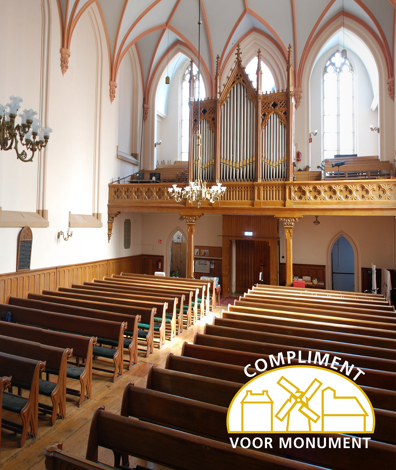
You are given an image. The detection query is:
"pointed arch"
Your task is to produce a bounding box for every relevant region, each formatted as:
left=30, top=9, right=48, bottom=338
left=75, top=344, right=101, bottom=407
left=327, top=231, right=360, bottom=292
left=166, top=226, right=188, bottom=277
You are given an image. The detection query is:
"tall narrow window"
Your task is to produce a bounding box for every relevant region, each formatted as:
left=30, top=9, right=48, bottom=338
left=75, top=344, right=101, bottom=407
left=323, top=51, right=354, bottom=159
left=181, top=63, right=205, bottom=161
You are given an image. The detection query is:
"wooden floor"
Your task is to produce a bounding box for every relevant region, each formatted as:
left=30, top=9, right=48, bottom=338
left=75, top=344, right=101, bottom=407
left=0, top=309, right=222, bottom=469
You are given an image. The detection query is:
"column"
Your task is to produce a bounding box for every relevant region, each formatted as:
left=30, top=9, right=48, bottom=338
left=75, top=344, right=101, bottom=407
left=181, top=214, right=202, bottom=278
left=279, top=218, right=299, bottom=286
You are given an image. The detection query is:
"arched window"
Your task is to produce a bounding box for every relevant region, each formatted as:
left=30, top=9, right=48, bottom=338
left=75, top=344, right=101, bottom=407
left=323, top=51, right=354, bottom=159
left=181, top=63, right=205, bottom=161
left=245, top=57, right=275, bottom=93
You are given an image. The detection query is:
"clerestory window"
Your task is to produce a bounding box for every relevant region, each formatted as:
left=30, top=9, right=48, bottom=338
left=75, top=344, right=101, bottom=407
left=323, top=51, right=354, bottom=159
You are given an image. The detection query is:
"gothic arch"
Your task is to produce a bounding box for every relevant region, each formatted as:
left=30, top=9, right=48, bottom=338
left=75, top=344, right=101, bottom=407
left=298, top=14, right=394, bottom=166
left=221, top=29, right=288, bottom=92
left=327, top=231, right=360, bottom=292
left=166, top=226, right=188, bottom=277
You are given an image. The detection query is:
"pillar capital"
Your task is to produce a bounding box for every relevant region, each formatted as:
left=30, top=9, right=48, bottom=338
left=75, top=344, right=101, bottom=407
left=279, top=217, right=299, bottom=228
left=180, top=214, right=203, bottom=224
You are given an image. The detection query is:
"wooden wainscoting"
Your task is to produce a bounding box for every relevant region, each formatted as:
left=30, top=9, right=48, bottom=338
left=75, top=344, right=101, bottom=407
left=279, top=263, right=326, bottom=287
left=0, top=254, right=164, bottom=304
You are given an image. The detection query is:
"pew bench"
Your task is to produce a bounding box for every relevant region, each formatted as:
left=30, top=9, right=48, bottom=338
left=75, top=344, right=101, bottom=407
left=0, top=334, right=72, bottom=425
left=4, top=301, right=126, bottom=382
left=91, top=279, right=184, bottom=336
left=0, top=320, right=95, bottom=407
left=181, top=342, right=396, bottom=410
left=0, top=375, right=12, bottom=450
left=28, top=293, right=154, bottom=358
left=0, top=351, right=45, bottom=447
left=56, top=286, right=167, bottom=349
left=85, top=407, right=320, bottom=470
left=102, top=276, right=194, bottom=332
left=13, top=296, right=140, bottom=367
left=119, top=272, right=211, bottom=318
left=78, top=282, right=178, bottom=340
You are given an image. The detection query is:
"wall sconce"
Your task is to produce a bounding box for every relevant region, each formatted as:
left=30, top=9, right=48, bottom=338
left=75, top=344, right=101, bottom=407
left=58, top=230, right=73, bottom=241
left=313, top=216, right=320, bottom=226
left=370, top=125, right=380, bottom=133
left=154, top=140, right=162, bottom=147
left=309, top=130, right=318, bottom=141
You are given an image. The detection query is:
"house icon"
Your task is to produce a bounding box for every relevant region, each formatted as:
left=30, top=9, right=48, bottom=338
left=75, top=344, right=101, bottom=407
left=241, top=390, right=274, bottom=432
left=322, top=387, right=369, bottom=432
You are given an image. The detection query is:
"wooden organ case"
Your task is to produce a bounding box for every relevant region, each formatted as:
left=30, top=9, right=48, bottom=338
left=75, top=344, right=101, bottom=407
left=188, top=45, right=295, bottom=184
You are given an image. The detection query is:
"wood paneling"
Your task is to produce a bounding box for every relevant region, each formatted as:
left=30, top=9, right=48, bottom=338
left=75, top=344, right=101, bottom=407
left=0, top=255, right=164, bottom=304
left=222, top=215, right=278, bottom=295
left=279, top=263, right=326, bottom=287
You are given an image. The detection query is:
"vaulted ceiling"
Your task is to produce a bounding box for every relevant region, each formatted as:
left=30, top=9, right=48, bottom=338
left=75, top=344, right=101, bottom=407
left=58, top=0, right=395, bottom=100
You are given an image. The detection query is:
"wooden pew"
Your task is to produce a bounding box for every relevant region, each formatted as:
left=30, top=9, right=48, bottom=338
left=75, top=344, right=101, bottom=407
left=119, top=272, right=213, bottom=316
left=0, top=334, right=72, bottom=425
left=165, top=354, right=395, bottom=445
left=9, top=296, right=139, bottom=368
left=146, top=366, right=241, bottom=407
left=0, top=352, right=45, bottom=446
left=56, top=286, right=167, bottom=348
left=45, top=443, right=110, bottom=470
left=3, top=301, right=126, bottom=381
left=86, top=407, right=321, bottom=470
left=90, top=279, right=184, bottom=335
left=110, top=274, right=199, bottom=324
left=221, top=310, right=396, bottom=343
left=78, top=282, right=178, bottom=340
left=228, top=303, right=396, bottom=334
left=0, top=321, right=94, bottom=406
left=240, top=292, right=395, bottom=314
left=253, top=283, right=385, bottom=301
left=181, top=343, right=396, bottom=411
left=121, top=383, right=229, bottom=441
left=194, top=332, right=396, bottom=373
left=0, top=375, right=11, bottom=451
left=28, top=292, right=154, bottom=357
left=204, top=323, right=396, bottom=361
left=102, top=276, right=195, bottom=330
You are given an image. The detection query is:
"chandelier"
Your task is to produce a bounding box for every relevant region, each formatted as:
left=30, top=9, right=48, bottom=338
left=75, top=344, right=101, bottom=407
left=0, top=95, right=52, bottom=162
left=168, top=1, right=226, bottom=207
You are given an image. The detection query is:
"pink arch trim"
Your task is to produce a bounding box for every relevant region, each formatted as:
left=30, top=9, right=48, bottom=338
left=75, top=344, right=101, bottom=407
left=220, top=27, right=287, bottom=77
left=297, top=0, right=336, bottom=88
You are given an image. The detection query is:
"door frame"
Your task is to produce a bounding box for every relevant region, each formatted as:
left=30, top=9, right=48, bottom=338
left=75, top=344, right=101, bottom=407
left=166, top=227, right=188, bottom=277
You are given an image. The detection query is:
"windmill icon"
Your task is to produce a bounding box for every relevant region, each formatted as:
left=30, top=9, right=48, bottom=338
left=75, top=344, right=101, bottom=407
left=275, top=376, right=322, bottom=431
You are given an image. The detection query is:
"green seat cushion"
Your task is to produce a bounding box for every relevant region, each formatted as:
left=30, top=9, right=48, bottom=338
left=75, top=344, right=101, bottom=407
left=165, top=313, right=173, bottom=319
left=154, top=317, right=163, bottom=322
left=66, top=365, right=84, bottom=380
left=3, top=392, right=28, bottom=413
left=137, top=330, right=148, bottom=339
left=97, top=337, right=118, bottom=348
left=93, top=345, right=117, bottom=359
left=138, top=323, right=150, bottom=329
left=39, top=379, right=57, bottom=396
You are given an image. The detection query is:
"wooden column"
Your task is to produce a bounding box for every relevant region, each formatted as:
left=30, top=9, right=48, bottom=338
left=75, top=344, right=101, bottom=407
left=279, top=218, right=299, bottom=286
left=181, top=214, right=202, bottom=278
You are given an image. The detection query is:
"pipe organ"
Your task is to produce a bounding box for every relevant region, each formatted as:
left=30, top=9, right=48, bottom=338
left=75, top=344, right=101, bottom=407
left=189, top=45, right=295, bottom=183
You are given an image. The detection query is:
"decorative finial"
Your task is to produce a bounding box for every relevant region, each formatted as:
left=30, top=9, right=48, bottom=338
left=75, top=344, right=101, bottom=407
left=215, top=55, right=220, bottom=76
left=288, top=44, right=293, bottom=65
left=236, top=44, right=242, bottom=63
left=60, top=48, right=71, bottom=75
left=109, top=81, right=117, bottom=103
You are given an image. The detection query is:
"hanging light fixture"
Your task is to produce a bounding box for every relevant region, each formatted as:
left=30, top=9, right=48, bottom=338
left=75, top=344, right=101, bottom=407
left=0, top=95, right=52, bottom=162
left=168, top=1, right=226, bottom=207
left=165, top=28, right=170, bottom=84
left=341, top=0, right=347, bottom=59
left=313, top=216, right=320, bottom=226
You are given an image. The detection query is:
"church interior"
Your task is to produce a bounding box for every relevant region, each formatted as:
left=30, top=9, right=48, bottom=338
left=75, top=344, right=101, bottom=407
left=0, top=0, right=395, bottom=469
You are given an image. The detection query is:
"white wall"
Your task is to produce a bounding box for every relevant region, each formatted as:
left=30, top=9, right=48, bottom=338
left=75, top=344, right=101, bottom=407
left=279, top=215, right=395, bottom=289
left=0, top=1, right=143, bottom=275
left=140, top=213, right=222, bottom=275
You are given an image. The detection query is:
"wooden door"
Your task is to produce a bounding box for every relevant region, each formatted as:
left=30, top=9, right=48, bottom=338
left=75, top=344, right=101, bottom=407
left=171, top=241, right=187, bottom=277
left=236, top=240, right=270, bottom=292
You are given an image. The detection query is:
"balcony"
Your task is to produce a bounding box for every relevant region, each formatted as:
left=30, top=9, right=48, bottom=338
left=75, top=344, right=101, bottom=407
left=108, top=179, right=396, bottom=217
